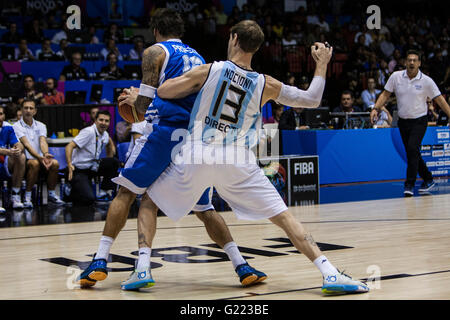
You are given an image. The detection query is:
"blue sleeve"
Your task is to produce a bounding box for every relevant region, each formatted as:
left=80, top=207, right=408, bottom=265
left=8, top=127, right=19, bottom=146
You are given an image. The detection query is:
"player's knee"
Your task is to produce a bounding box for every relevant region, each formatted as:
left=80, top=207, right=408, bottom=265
left=27, top=160, right=39, bottom=170
left=116, top=186, right=136, bottom=203
left=51, top=159, right=59, bottom=170
left=269, top=210, right=291, bottom=227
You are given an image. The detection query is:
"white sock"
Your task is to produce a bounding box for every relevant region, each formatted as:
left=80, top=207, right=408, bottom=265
left=136, top=247, right=151, bottom=270
left=12, top=187, right=20, bottom=194
left=223, top=242, right=246, bottom=269
left=94, top=236, right=114, bottom=260
left=25, top=191, right=32, bottom=201
left=48, top=190, right=56, bottom=197
left=313, top=255, right=339, bottom=277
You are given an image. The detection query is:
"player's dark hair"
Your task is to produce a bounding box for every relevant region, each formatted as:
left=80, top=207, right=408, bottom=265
left=95, top=109, right=111, bottom=119
left=230, top=20, right=265, bottom=53
left=150, top=8, right=185, bottom=38
left=406, top=49, right=421, bottom=61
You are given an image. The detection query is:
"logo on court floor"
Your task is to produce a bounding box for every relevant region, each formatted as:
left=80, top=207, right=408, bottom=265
left=41, top=238, right=353, bottom=272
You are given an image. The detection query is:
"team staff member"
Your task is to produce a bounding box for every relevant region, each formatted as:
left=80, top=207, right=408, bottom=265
left=13, top=99, right=64, bottom=207
left=371, top=50, right=450, bottom=196
left=65, top=110, right=119, bottom=205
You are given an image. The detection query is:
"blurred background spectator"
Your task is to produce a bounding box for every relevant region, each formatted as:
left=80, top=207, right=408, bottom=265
left=59, top=52, right=88, bottom=81
left=40, top=78, right=64, bottom=105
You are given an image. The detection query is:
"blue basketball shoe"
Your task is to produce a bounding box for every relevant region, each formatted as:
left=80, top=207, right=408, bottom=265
left=121, top=268, right=155, bottom=291
left=235, top=263, right=268, bottom=286
left=322, top=270, right=369, bottom=294
left=77, top=258, right=108, bottom=288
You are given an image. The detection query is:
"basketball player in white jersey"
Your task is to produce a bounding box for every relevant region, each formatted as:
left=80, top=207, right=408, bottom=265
left=146, top=20, right=369, bottom=294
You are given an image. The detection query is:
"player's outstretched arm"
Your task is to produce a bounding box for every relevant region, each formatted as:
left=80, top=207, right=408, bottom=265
left=133, top=45, right=166, bottom=114
left=157, top=64, right=212, bottom=99
left=262, top=42, right=332, bottom=108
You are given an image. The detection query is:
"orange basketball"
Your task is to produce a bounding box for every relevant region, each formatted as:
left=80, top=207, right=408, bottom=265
left=118, top=92, right=145, bottom=123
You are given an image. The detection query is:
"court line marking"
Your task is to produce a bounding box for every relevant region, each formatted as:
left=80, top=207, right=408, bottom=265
left=221, top=269, right=450, bottom=300
left=1, top=218, right=450, bottom=241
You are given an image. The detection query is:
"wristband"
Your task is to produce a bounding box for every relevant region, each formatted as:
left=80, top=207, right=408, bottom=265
left=138, top=84, right=156, bottom=98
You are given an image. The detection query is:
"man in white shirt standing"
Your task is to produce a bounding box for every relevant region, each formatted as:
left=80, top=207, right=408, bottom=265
left=65, top=110, right=118, bottom=206
left=13, top=99, right=64, bottom=207
left=371, top=50, right=450, bottom=196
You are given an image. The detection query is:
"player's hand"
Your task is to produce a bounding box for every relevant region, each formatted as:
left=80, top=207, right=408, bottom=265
left=42, top=153, right=54, bottom=170
left=9, top=146, right=21, bottom=157
left=67, top=163, right=75, bottom=181
left=370, top=108, right=379, bottom=124
left=118, top=86, right=139, bottom=108
left=311, top=42, right=332, bottom=65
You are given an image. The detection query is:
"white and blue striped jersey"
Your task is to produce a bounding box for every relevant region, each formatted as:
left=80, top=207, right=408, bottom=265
left=189, top=60, right=265, bottom=147
left=146, top=39, right=205, bottom=127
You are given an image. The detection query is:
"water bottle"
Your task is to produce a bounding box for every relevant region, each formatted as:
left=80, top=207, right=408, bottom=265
left=2, top=181, right=9, bottom=209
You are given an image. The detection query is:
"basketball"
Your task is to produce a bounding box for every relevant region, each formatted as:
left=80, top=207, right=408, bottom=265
left=118, top=92, right=145, bottom=123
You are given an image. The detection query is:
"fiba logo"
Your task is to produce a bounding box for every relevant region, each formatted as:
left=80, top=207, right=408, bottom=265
left=294, top=162, right=314, bottom=175
left=366, top=5, right=381, bottom=30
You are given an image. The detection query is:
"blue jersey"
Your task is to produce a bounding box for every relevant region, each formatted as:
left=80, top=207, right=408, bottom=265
left=145, top=39, right=205, bottom=127
left=0, top=125, right=18, bottom=149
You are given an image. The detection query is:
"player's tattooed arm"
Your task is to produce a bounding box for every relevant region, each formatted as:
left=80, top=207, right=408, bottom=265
left=134, top=45, right=166, bottom=114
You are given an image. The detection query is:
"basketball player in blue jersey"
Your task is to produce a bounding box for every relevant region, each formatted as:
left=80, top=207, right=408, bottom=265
left=145, top=20, right=369, bottom=295
left=77, top=9, right=266, bottom=290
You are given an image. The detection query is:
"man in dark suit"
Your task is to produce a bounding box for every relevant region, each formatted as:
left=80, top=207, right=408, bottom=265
left=278, top=107, right=310, bottom=130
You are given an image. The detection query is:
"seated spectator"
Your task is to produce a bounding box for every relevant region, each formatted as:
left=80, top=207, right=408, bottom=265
left=13, top=99, right=64, bottom=208
left=51, top=23, right=69, bottom=44
left=59, top=52, right=89, bottom=81
left=35, top=38, right=57, bottom=61
left=17, top=75, right=43, bottom=105
left=389, top=49, right=402, bottom=73
left=82, top=106, right=99, bottom=128
left=332, top=91, right=363, bottom=129
left=0, top=105, right=26, bottom=209
left=98, top=53, right=125, bottom=80
left=279, top=107, right=310, bottom=130
left=14, top=38, right=36, bottom=61
left=25, top=18, right=44, bottom=43
left=128, top=36, right=144, bottom=60
left=379, top=33, right=395, bottom=59
left=101, top=38, right=124, bottom=61
left=1, top=22, right=22, bottom=43
left=103, top=23, right=124, bottom=43
left=282, top=31, right=297, bottom=48
left=264, top=102, right=284, bottom=124
left=81, top=25, right=100, bottom=44
left=316, top=14, right=330, bottom=33
left=6, top=103, right=21, bottom=125
left=332, top=91, right=362, bottom=113
left=298, top=76, right=310, bottom=90
left=361, top=77, right=381, bottom=111
left=65, top=110, right=119, bottom=205
left=55, top=38, right=70, bottom=61
left=41, top=78, right=65, bottom=105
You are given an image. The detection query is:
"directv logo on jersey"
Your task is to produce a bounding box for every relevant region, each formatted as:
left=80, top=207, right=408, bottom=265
left=294, top=162, right=314, bottom=175
left=205, top=116, right=238, bottom=133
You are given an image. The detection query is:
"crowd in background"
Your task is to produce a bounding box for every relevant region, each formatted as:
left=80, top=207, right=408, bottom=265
left=1, top=0, right=449, bottom=127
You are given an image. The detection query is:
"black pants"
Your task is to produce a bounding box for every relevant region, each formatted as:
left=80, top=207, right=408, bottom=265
left=67, top=157, right=120, bottom=206
left=398, top=115, right=433, bottom=187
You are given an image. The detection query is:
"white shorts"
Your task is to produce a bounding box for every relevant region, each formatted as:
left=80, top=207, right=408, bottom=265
left=147, top=143, right=288, bottom=221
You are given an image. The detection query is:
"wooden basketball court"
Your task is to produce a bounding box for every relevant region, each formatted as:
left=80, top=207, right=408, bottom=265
left=1, top=194, right=450, bottom=300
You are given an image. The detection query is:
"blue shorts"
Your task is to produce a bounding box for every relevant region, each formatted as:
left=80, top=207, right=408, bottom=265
left=0, top=157, right=11, bottom=181
left=112, top=123, right=214, bottom=211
